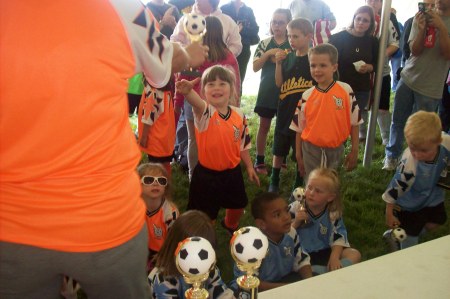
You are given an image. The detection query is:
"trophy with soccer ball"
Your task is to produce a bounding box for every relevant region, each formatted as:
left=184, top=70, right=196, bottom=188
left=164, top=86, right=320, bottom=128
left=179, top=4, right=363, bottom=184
left=182, top=13, right=206, bottom=76
left=183, top=13, right=207, bottom=43
left=175, top=236, right=216, bottom=299
left=390, top=226, right=407, bottom=243
left=230, top=226, right=269, bottom=299
left=290, top=187, right=309, bottom=226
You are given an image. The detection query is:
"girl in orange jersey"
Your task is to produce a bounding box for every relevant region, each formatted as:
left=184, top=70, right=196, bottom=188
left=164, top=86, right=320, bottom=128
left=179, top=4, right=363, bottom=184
left=176, top=65, right=260, bottom=234
left=138, top=163, right=179, bottom=272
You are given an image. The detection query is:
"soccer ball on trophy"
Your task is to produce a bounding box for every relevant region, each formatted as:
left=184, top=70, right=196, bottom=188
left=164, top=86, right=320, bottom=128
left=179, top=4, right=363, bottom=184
left=175, top=236, right=216, bottom=299
left=230, top=226, right=268, bottom=299
left=183, top=13, right=206, bottom=42
left=231, top=226, right=268, bottom=264
left=391, top=227, right=407, bottom=242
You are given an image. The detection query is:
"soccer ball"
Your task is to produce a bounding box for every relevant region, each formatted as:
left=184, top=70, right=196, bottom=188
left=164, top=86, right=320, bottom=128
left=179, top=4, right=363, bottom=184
left=391, top=227, right=407, bottom=242
left=183, top=13, right=206, bottom=36
left=176, top=237, right=216, bottom=276
left=231, top=226, right=268, bottom=264
left=290, top=187, right=305, bottom=203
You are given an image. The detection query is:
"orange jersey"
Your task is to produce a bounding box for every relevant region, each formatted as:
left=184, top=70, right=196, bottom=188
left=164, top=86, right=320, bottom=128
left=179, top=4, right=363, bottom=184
left=145, top=199, right=178, bottom=252
left=195, top=104, right=251, bottom=171
left=138, top=80, right=176, bottom=158
left=0, top=1, right=172, bottom=251
left=290, top=81, right=362, bottom=148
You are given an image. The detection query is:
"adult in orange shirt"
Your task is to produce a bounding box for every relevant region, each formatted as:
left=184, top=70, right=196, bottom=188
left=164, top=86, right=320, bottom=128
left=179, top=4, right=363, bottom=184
left=0, top=1, right=207, bottom=298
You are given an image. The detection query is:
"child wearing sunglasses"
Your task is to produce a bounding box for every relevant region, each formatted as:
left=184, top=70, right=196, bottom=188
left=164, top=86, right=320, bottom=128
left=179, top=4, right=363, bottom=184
left=137, top=163, right=179, bottom=272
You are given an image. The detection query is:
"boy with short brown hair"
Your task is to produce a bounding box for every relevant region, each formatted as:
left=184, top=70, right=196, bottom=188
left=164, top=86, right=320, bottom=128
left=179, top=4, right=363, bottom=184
left=290, top=43, right=362, bottom=182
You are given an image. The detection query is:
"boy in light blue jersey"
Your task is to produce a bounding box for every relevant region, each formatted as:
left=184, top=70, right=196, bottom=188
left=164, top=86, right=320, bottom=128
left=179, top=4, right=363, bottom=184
left=382, top=111, right=449, bottom=251
left=233, top=192, right=312, bottom=292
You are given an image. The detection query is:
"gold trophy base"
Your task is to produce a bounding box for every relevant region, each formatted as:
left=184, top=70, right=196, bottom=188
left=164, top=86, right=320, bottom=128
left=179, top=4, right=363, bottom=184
left=185, top=287, right=209, bottom=299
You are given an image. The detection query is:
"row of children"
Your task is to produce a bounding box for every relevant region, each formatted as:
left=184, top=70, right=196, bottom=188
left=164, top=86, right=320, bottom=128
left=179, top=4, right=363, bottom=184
left=144, top=168, right=361, bottom=297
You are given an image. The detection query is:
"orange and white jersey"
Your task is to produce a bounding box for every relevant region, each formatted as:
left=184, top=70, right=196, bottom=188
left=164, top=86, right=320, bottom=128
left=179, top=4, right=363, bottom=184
left=145, top=199, right=178, bottom=252
left=195, top=104, right=251, bottom=171
left=290, top=81, right=362, bottom=148
left=0, top=0, right=172, bottom=252
left=138, top=79, right=175, bottom=158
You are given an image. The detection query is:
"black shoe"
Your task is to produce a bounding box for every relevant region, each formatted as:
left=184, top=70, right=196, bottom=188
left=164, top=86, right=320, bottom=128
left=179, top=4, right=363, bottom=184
left=220, top=219, right=237, bottom=236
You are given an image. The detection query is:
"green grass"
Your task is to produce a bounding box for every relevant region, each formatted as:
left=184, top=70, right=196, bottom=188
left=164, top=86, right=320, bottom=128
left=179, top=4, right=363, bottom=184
left=168, top=94, right=450, bottom=282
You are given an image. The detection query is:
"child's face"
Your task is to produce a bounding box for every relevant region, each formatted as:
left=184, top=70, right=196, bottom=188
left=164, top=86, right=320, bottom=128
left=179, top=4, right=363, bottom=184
left=271, top=13, right=288, bottom=37
left=287, top=27, right=310, bottom=51
left=309, top=53, right=337, bottom=87
left=141, top=170, right=167, bottom=201
left=203, top=77, right=231, bottom=108
left=407, top=141, right=440, bottom=162
left=305, top=176, right=335, bottom=212
left=257, top=198, right=292, bottom=239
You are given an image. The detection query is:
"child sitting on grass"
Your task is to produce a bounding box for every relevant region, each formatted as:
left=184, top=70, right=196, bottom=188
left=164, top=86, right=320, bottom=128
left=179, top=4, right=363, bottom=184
left=233, top=192, right=312, bottom=291
left=291, top=168, right=361, bottom=275
left=138, top=163, right=179, bottom=270
left=382, top=111, right=449, bottom=251
left=175, top=65, right=260, bottom=234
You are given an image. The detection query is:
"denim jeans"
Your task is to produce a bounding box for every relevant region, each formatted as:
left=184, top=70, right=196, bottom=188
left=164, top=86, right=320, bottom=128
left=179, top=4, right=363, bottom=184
left=385, top=79, right=439, bottom=159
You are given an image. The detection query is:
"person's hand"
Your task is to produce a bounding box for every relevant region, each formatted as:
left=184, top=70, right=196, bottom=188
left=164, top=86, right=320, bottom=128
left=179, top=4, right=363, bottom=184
left=161, top=7, right=177, bottom=29
left=175, top=78, right=199, bottom=96
left=328, top=257, right=342, bottom=271
left=414, top=11, right=427, bottom=31
left=427, top=10, right=446, bottom=31
left=344, top=149, right=358, bottom=171
left=274, top=49, right=288, bottom=64
left=386, top=212, right=400, bottom=229
left=357, top=64, right=373, bottom=74
left=247, top=167, right=261, bottom=187
left=293, top=209, right=308, bottom=228
left=185, top=42, right=209, bottom=69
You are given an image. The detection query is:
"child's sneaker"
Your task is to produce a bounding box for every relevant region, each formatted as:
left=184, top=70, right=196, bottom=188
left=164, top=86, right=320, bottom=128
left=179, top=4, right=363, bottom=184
left=254, top=163, right=268, bottom=175
left=220, top=219, right=237, bottom=236
left=382, top=229, right=400, bottom=252
left=382, top=157, right=398, bottom=171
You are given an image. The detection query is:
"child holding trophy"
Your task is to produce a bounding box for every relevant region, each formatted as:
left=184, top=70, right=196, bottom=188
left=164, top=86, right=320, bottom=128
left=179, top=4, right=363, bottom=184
left=291, top=168, right=361, bottom=275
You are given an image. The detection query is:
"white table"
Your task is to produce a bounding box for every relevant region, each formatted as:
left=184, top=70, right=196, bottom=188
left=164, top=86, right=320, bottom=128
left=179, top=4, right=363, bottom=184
left=259, top=235, right=450, bottom=299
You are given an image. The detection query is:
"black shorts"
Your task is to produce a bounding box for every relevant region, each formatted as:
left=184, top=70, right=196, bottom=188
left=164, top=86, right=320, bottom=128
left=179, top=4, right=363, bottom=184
left=254, top=106, right=277, bottom=119
left=147, top=153, right=174, bottom=163
left=187, top=163, right=248, bottom=220
left=273, top=131, right=296, bottom=157
left=396, top=202, right=447, bottom=236
left=309, top=248, right=332, bottom=266
left=378, top=75, right=391, bottom=110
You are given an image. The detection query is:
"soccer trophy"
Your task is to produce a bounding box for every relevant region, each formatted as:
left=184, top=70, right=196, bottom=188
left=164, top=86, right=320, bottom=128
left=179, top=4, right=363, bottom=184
left=290, top=187, right=309, bottom=226
left=390, top=226, right=407, bottom=243
left=175, top=236, right=216, bottom=299
left=183, top=13, right=207, bottom=43
left=181, top=13, right=206, bottom=76
left=230, top=226, right=269, bottom=299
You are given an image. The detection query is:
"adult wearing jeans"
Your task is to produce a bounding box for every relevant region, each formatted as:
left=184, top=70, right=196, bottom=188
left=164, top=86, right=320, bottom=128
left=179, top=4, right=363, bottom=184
left=329, top=5, right=379, bottom=142
left=383, top=0, right=450, bottom=170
